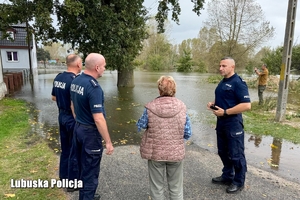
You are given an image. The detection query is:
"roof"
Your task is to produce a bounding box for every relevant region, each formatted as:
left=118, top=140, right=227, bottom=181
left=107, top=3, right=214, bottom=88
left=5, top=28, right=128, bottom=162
left=0, top=24, right=31, bottom=47
left=11, top=23, right=27, bottom=28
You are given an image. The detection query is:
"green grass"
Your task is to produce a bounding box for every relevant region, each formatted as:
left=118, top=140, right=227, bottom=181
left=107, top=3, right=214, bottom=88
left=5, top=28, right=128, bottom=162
left=0, top=98, right=67, bottom=200
left=0, top=98, right=29, bottom=140
left=244, top=110, right=300, bottom=144
left=243, top=99, right=300, bottom=144
left=204, top=98, right=300, bottom=144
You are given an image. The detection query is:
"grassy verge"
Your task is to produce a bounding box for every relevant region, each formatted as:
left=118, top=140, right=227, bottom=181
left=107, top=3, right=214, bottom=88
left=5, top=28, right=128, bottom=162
left=0, top=98, right=67, bottom=200
left=206, top=99, right=300, bottom=144
left=243, top=99, right=300, bottom=144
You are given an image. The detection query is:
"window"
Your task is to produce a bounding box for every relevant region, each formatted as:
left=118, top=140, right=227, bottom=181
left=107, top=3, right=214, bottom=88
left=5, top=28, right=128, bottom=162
left=7, top=51, right=18, bottom=61
left=6, top=31, right=15, bottom=40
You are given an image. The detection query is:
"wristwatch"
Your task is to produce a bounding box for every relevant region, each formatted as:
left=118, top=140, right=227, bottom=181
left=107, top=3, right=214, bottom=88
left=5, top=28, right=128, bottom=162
left=224, top=109, right=228, bottom=116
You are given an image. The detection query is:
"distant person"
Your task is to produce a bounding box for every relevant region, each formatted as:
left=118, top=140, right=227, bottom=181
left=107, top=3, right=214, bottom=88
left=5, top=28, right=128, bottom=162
left=136, top=76, right=192, bottom=200
left=207, top=57, right=251, bottom=194
left=51, top=54, right=82, bottom=187
left=254, top=64, right=269, bottom=105
left=70, top=53, right=114, bottom=200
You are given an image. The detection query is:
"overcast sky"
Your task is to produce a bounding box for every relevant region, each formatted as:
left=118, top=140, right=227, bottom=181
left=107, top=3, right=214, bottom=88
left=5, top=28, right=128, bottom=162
left=144, top=0, right=300, bottom=48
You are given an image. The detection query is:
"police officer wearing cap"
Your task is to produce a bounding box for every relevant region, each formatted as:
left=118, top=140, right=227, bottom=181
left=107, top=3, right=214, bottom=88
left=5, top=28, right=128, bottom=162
left=70, top=53, right=114, bottom=200
left=207, top=57, right=251, bottom=194
left=51, top=54, right=82, bottom=182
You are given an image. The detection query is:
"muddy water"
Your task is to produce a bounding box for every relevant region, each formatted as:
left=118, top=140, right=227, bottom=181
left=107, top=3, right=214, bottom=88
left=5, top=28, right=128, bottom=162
left=13, top=71, right=300, bottom=184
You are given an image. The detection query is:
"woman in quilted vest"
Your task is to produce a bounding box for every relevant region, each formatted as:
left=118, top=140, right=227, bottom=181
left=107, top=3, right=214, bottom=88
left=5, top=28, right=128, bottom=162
left=136, top=75, right=192, bottom=200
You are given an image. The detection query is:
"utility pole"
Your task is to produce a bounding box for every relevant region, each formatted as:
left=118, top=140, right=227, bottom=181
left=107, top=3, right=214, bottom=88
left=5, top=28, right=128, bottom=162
left=26, top=20, right=33, bottom=80
left=275, top=0, right=298, bottom=121
left=26, top=0, right=33, bottom=80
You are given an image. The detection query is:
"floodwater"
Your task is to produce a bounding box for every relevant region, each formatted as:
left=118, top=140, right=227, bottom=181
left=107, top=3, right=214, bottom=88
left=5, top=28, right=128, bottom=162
left=13, top=70, right=300, bottom=184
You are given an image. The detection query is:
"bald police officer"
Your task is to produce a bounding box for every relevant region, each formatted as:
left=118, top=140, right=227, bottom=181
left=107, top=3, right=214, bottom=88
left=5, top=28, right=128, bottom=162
left=70, top=53, right=114, bottom=200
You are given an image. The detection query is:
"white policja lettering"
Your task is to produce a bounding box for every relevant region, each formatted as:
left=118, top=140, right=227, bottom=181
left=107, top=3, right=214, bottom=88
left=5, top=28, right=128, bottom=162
left=71, top=84, right=84, bottom=95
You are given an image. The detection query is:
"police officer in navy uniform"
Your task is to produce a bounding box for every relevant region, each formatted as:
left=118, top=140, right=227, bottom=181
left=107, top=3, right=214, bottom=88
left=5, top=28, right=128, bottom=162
left=70, top=53, right=114, bottom=200
left=51, top=54, right=82, bottom=183
left=207, top=57, right=251, bottom=193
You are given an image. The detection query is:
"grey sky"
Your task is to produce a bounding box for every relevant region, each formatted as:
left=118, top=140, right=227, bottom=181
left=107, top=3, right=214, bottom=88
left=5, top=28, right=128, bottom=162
left=144, top=0, right=300, bottom=48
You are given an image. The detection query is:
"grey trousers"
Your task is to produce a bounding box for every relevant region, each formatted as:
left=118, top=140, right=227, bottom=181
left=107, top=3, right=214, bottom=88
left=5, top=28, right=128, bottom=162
left=258, top=85, right=266, bottom=105
left=148, top=160, right=183, bottom=200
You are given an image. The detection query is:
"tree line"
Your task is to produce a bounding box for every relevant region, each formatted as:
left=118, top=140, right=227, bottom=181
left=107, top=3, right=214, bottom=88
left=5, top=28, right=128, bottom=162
left=1, top=0, right=299, bottom=88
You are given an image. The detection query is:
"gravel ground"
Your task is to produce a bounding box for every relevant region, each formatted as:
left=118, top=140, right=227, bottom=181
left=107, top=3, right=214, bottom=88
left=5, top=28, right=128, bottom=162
left=68, top=144, right=300, bottom=200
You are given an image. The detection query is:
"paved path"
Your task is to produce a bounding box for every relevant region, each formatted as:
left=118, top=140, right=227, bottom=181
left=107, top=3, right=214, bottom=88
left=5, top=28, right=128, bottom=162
left=69, top=144, right=300, bottom=200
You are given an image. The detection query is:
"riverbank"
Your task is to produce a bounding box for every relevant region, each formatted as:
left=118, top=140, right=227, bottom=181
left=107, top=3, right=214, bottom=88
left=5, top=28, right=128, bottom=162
left=0, top=98, right=67, bottom=200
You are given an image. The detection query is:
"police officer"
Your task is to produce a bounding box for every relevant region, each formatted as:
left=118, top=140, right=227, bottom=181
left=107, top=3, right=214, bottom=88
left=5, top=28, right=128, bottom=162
left=70, top=53, right=114, bottom=200
left=207, top=57, right=251, bottom=193
left=51, top=54, right=82, bottom=183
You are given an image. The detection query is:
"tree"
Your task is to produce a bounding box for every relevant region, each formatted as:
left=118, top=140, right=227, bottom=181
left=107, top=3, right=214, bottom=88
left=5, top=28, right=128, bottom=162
left=43, top=42, right=69, bottom=62
left=136, top=18, right=174, bottom=71
left=260, top=45, right=300, bottom=75
left=0, top=0, right=56, bottom=42
left=1, top=0, right=206, bottom=87
left=176, top=50, right=193, bottom=72
left=36, top=47, right=50, bottom=68
left=155, top=0, right=205, bottom=33
left=291, top=44, right=300, bottom=72
left=204, top=0, right=275, bottom=68
left=37, top=47, right=50, bottom=61
left=245, top=46, right=271, bottom=75
left=175, top=27, right=219, bottom=73
left=55, top=0, right=148, bottom=87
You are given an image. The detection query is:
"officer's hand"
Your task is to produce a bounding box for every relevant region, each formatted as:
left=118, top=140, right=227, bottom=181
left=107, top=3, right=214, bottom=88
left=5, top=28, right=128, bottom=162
left=207, top=102, right=214, bottom=110
left=105, top=143, right=114, bottom=155
left=212, top=106, right=224, bottom=117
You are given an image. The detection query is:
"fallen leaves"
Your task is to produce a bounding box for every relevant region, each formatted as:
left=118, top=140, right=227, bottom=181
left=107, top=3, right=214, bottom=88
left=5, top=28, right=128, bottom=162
left=30, top=169, right=38, bottom=173
left=4, top=194, right=15, bottom=198
left=267, top=158, right=279, bottom=168
left=270, top=143, right=278, bottom=149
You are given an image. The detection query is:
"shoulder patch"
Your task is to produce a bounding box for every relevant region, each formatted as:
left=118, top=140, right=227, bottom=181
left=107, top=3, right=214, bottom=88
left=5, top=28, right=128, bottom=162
left=90, top=79, right=99, bottom=87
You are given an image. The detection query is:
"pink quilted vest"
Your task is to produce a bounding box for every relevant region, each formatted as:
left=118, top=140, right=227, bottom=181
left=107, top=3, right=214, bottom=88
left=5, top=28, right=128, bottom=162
left=140, top=97, right=187, bottom=161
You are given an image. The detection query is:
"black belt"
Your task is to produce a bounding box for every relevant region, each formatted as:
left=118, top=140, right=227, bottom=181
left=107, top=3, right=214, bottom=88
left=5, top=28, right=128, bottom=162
left=76, top=122, right=97, bottom=129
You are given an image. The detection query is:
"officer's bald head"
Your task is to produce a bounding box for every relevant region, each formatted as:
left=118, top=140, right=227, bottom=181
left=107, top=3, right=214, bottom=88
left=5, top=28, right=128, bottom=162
left=85, top=53, right=105, bottom=70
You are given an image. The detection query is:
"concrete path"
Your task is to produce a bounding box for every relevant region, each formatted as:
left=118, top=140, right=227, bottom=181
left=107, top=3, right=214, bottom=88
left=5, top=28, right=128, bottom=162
left=68, top=144, right=300, bottom=200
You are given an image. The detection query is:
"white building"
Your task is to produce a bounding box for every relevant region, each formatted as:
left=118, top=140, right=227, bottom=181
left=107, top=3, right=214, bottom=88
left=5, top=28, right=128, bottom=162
left=0, top=23, right=38, bottom=99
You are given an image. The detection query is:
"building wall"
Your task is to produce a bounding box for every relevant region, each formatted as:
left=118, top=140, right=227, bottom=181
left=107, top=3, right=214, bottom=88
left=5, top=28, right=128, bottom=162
left=1, top=34, right=38, bottom=78
left=0, top=51, right=8, bottom=100
left=1, top=48, right=29, bottom=70
left=0, top=24, right=38, bottom=79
